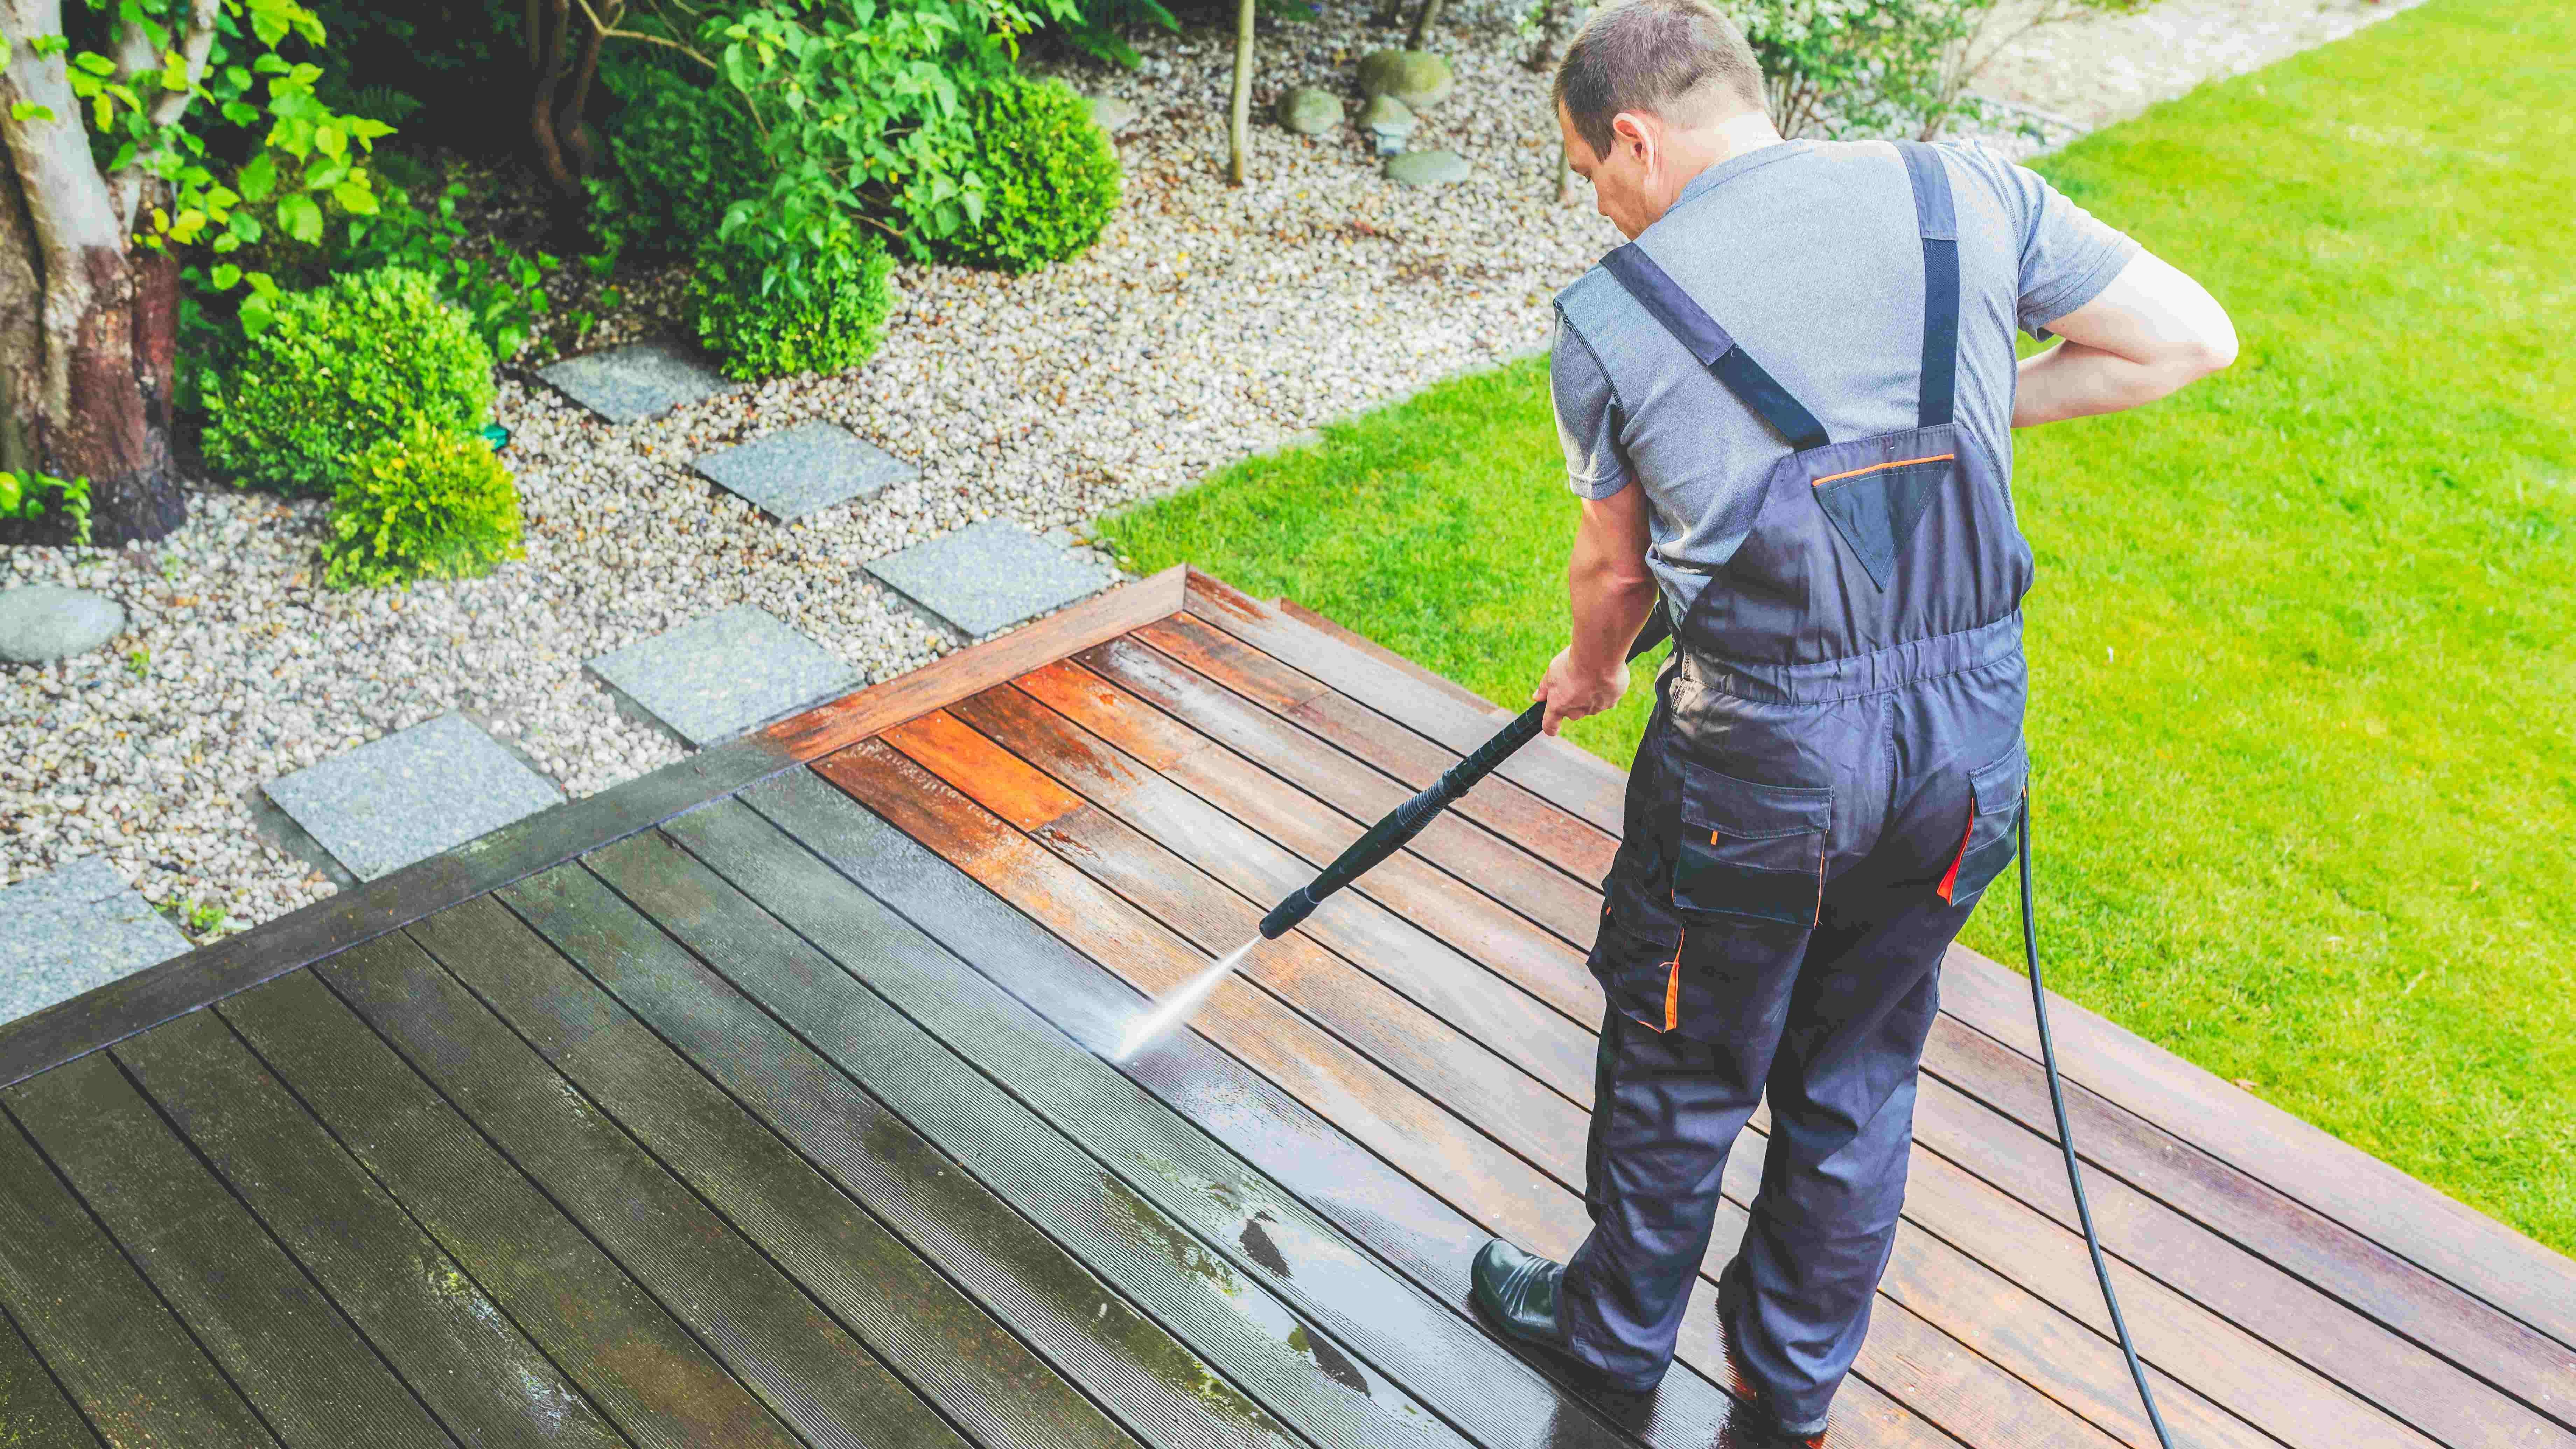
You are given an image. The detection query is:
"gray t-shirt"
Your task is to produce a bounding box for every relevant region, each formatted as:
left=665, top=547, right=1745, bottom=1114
left=1550, top=138, right=2138, bottom=615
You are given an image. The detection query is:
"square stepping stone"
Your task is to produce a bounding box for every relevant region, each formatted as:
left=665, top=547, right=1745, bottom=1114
left=264, top=714, right=563, bottom=882
left=692, top=421, right=917, bottom=522
left=585, top=604, right=862, bottom=748
left=0, top=856, right=193, bottom=1022
left=864, top=520, right=1117, bottom=638
left=537, top=339, right=740, bottom=424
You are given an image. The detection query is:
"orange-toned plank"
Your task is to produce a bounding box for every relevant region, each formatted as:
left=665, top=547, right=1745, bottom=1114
left=765, top=566, right=1186, bottom=762
left=1139, top=613, right=1619, bottom=889
left=951, top=682, right=1598, bottom=1110
left=881, top=712, right=1084, bottom=831
left=1181, top=572, right=1630, bottom=833
left=1079, top=638, right=1607, bottom=957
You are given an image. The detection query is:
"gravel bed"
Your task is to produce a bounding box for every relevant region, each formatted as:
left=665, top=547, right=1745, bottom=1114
left=0, top=0, right=2409, bottom=946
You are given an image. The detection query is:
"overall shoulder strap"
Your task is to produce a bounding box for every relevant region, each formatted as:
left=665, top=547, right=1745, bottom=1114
left=1894, top=140, right=1960, bottom=429
left=1598, top=243, right=1830, bottom=452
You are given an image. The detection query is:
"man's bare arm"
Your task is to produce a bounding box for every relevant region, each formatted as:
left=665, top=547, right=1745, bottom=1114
left=2015, top=250, right=2236, bottom=427
left=1534, top=483, right=1659, bottom=735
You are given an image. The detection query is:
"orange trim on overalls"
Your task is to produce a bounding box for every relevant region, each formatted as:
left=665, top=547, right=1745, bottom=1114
left=1935, top=798, right=1977, bottom=903
left=1812, top=453, right=1956, bottom=488
left=1664, top=928, right=1685, bottom=1032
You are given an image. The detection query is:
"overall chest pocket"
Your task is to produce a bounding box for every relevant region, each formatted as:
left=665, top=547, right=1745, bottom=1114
left=1940, top=740, right=2028, bottom=906
left=1671, top=761, right=1832, bottom=927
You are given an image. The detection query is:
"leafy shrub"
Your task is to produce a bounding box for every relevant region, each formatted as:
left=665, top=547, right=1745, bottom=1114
left=702, top=0, right=1076, bottom=260
left=590, top=61, right=767, bottom=254
left=687, top=227, right=897, bottom=380
left=941, top=78, right=1122, bottom=273
left=203, top=266, right=498, bottom=495
left=1738, top=0, right=2148, bottom=139
left=322, top=417, right=524, bottom=590
left=1052, top=0, right=1180, bottom=68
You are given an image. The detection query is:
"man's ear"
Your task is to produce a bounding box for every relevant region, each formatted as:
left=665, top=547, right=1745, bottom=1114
left=1610, top=110, right=1655, bottom=165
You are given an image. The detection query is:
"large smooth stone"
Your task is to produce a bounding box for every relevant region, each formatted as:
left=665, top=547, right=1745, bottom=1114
left=0, top=585, right=124, bottom=664
left=1385, top=149, right=1472, bottom=187
left=1086, top=94, right=1140, bottom=132
left=1276, top=86, right=1344, bottom=135
left=1357, top=49, right=1455, bottom=109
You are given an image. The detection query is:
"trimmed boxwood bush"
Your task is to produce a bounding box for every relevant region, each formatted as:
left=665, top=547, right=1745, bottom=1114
left=592, top=62, right=766, bottom=253
left=686, top=230, right=897, bottom=380
left=322, top=416, right=524, bottom=590
left=204, top=266, right=496, bottom=495
left=942, top=77, right=1122, bottom=273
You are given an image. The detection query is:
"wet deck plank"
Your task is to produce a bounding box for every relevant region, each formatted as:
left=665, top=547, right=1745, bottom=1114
left=112, top=1010, right=631, bottom=1449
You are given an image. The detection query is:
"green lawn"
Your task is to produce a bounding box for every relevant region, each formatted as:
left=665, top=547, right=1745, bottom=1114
left=1097, top=0, right=2576, bottom=1253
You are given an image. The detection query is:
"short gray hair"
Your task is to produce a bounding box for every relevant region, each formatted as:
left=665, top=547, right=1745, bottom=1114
left=1553, top=0, right=1766, bottom=159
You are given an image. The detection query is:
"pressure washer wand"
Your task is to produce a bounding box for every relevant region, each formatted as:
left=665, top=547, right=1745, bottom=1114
left=1112, top=614, right=1671, bottom=1062
left=1258, top=612, right=1672, bottom=942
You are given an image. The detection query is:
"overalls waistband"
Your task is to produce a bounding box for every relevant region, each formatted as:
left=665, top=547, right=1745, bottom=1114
left=1679, top=610, right=2022, bottom=705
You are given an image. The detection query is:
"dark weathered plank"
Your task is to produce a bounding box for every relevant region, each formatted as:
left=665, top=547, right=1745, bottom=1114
left=766, top=567, right=1187, bottom=762
left=6, top=1053, right=455, bottom=1449
left=0, top=737, right=799, bottom=1094
left=111, top=1011, right=630, bottom=1449
left=1905, top=1069, right=2576, bottom=1446
left=316, top=933, right=965, bottom=1449
left=1919, top=1003, right=2576, bottom=1434
left=1935, top=946, right=2576, bottom=1354
left=676, top=782, right=1794, bottom=1449
left=1274, top=597, right=1517, bottom=717
left=811, top=743, right=2169, bottom=1449
left=1071, top=640, right=1606, bottom=978
left=879, top=711, right=1589, bottom=1170
left=950, top=681, right=1595, bottom=1103
left=0, top=1294, right=105, bottom=1449
left=0, top=1109, right=274, bottom=1449
left=558, top=840, right=1468, bottom=1449
left=1177, top=574, right=1627, bottom=833
left=1137, top=613, right=1617, bottom=885
left=404, top=895, right=1142, bottom=1449
left=484, top=869, right=1309, bottom=1449
left=216, top=970, right=804, bottom=1449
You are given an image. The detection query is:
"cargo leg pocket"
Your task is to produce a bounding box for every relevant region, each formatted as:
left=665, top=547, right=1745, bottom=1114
left=1938, top=739, right=2027, bottom=907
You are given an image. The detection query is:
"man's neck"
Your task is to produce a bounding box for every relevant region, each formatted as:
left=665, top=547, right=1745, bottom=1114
left=1659, top=111, right=1786, bottom=203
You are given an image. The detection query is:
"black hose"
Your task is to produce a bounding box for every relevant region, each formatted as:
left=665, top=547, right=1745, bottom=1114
left=2019, top=801, right=2178, bottom=1449
left=1260, top=610, right=1673, bottom=940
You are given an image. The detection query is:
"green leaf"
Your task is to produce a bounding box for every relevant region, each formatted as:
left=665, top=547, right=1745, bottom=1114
left=239, top=292, right=276, bottom=337
left=331, top=180, right=376, bottom=214
left=209, top=262, right=242, bottom=289
left=237, top=152, right=275, bottom=201
left=277, top=192, right=322, bottom=244
left=72, top=51, right=115, bottom=76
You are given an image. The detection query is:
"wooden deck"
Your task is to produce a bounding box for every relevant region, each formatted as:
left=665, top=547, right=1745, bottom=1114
left=1, top=565, right=2569, bottom=1449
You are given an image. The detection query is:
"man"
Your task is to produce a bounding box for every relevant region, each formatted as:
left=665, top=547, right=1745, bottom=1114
left=1465, top=0, right=2236, bottom=1442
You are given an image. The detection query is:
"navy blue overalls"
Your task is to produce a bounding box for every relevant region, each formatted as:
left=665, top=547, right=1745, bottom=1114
left=1555, top=143, right=2033, bottom=1432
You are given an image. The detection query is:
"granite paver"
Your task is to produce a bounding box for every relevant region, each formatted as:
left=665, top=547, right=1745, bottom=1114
left=0, top=856, right=192, bottom=1022
left=863, top=521, right=1116, bottom=638
left=692, top=421, right=917, bottom=521
left=537, top=339, right=740, bottom=424
left=263, top=715, right=563, bottom=881
left=585, top=605, right=861, bottom=747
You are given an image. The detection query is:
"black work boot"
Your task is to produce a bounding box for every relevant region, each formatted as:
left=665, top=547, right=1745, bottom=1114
left=1470, top=1239, right=1566, bottom=1349
left=1472, top=1240, right=1665, bottom=1398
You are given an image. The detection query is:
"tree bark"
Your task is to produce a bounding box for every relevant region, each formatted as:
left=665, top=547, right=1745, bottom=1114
left=1227, top=0, right=1253, bottom=185
left=0, top=0, right=185, bottom=545
left=1406, top=0, right=1444, bottom=51
left=526, top=0, right=604, bottom=202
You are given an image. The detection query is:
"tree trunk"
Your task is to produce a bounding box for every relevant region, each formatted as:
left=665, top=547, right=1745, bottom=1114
left=526, top=0, right=604, bottom=206
left=0, top=0, right=185, bottom=546
left=1406, top=0, right=1444, bottom=51
left=1227, top=0, right=1253, bottom=185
